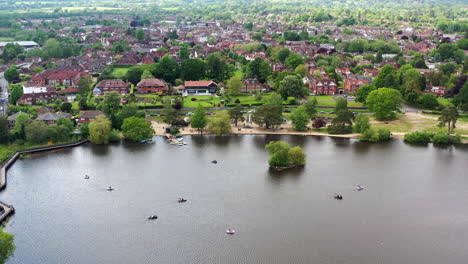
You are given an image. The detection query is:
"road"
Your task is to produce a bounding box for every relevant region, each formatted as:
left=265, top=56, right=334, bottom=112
left=0, top=72, right=8, bottom=116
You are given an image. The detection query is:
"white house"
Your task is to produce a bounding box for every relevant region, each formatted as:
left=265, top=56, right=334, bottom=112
left=22, top=81, right=47, bottom=94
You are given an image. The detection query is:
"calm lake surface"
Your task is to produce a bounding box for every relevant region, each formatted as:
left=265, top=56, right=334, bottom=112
left=1, top=135, right=468, bottom=264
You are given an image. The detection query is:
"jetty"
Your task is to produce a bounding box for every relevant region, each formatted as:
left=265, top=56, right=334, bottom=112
left=0, top=140, right=88, bottom=224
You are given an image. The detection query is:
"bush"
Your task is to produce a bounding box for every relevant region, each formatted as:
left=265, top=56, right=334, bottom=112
left=234, top=98, right=241, bottom=104
left=404, top=131, right=432, bottom=144
left=170, top=127, right=180, bottom=135
left=327, top=124, right=353, bottom=134
left=360, top=128, right=391, bottom=142
left=109, top=129, right=121, bottom=142
left=432, top=133, right=461, bottom=144
left=312, top=117, right=327, bottom=129
left=191, top=97, right=197, bottom=101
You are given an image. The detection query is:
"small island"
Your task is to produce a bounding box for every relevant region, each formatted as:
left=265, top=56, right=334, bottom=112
left=265, top=141, right=306, bottom=170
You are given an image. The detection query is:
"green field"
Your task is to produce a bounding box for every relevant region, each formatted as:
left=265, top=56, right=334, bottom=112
left=0, top=37, right=14, bottom=41
left=183, top=96, right=221, bottom=108
left=233, top=70, right=244, bottom=79
left=110, top=68, right=129, bottom=79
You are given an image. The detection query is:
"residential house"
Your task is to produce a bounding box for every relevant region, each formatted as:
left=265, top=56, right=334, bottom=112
left=95, top=79, right=130, bottom=95
left=78, top=110, right=106, bottom=125
left=343, top=78, right=369, bottom=94
left=182, top=80, right=218, bottom=95
left=309, top=78, right=338, bottom=95
left=36, top=112, right=72, bottom=125
left=6, top=111, right=29, bottom=129
left=241, top=79, right=268, bottom=93
left=22, top=81, right=47, bottom=94
left=17, top=88, right=58, bottom=105
left=136, top=78, right=169, bottom=94
left=424, top=85, right=447, bottom=96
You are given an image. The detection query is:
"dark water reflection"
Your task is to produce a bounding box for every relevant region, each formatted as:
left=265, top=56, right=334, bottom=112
left=1, top=135, right=468, bottom=264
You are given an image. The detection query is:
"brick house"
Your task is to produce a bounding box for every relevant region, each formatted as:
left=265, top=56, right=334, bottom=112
left=136, top=78, right=169, bottom=94
left=343, top=78, right=369, bottom=94
left=309, top=78, right=338, bottom=95
left=424, top=86, right=448, bottom=96
left=241, top=79, right=268, bottom=93
left=95, top=79, right=130, bottom=95
left=17, top=88, right=58, bottom=105
left=36, top=112, right=72, bottom=125
left=78, top=110, right=106, bottom=125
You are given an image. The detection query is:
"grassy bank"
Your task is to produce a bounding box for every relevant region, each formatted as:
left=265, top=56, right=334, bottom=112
left=0, top=139, right=79, bottom=164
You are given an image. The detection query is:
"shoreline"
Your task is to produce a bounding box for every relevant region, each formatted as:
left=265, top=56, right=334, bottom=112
left=0, top=140, right=89, bottom=225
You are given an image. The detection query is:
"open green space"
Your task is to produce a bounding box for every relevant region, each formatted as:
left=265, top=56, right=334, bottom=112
left=109, top=68, right=129, bottom=79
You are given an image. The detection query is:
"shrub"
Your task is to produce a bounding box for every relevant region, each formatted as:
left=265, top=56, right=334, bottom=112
left=360, top=128, right=392, bottom=142
left=191, top=98, right=197, bottom=101
left=327, top=124, right=353, bottom=134
left=170, top=127, right=180, bottom=135
left=432, top=133, right=450, bottom=144
left=312, top=117, right=327, bottom=129
left=404, top=131, right=432, bottom=144
left=235, top=98, right=241, bottom=104
left=109, top=129, right=121, bottom=142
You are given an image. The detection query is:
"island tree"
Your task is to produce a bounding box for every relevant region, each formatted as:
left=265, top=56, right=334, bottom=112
left=89, top=115, right=112, bottom=144
left=265, top=141, right=306, bottom=168
left=191, top=104, right=207, bottom=133
left=122, top=117, right=155, bottom=141
left=0, top=229, right=15, bottom=264
left=366, top=88, right=402, bottom=120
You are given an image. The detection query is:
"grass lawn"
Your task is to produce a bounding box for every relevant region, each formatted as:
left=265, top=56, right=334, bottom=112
left=0, top=140, right=77, bottom=163
left=0, top=37, right=14, bottom=41
left=183, top=96, right=222, bottom=108
left=110, top=68, right=129, bottom=79
left=437, top=97, right=452, bottom=106
left=230, top=94, right=267, bottom=105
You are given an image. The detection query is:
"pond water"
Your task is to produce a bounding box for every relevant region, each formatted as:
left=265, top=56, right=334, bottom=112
left=1, top=135, right=468, bottom=264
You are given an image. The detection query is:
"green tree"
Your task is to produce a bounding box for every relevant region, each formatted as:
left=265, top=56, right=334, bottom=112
left=374, top=65, right=396, bottom=88
left=228, top=105, right=245, bottom=126
left=0, top=117, right=9, bottom=143
left=80, top=123, right=90, bottom=138
left=304, top=97, right=317, bottom=118
left=181, top=58, right=206, bottom=80
left=206, top=52, right=227, bottom=82
left=4, top=66, right=19, bottom=83
left=294, top=64, right=308, bottom=77
left=178, top=45, right=190, bottom=60
left=102, top=91, right=120, bottom=115
left=418, top=93, right=439, bottom=109
left=356, top=84, right=376, bottom=103
left=207, top=110, right=232, bottom=135
left=335, top=97, right=348, bottom=112
left=125, top=66, right=144, bottom=85
left=77, top=75, right=92, bottom=94
left=135, top=29, right=144, bottom=40
left=366, top=88, right=402, bottom=120
left=190, top=104, right=207, bottom=132
left=122, top=117, right=155, bottom=141
left=285, top=53, right=304, bottom=69
left=454, top=82, right=468, bottom=111
left=247, top=57, right=271, bottom=83
left=9, top=84, right=23, bottom=105
left=0, top=229, right=15, bottom=264
left=252, top=103, right=283, bottom=129
left=277, top=48, right=291, bottom=63
left=89, top=115, right=111, bottom=144
left=153, top=54, right=180, bottom=83
left=25, top=120, right=49, bottom=143
left=60, top=102, right=72, bottom=113
left=140, top=70, right=154, bottom=80
left=439, top=104, right=459, bottom=135
left=266, top=141, right=291, bottom=167
left=278, top=75, right=307, bottom=99
left=288, top=146, right=306, bottom=166
left=354, top=114, right=370, bottom=133
left=226, top=76, right=243, bottom=95
left=162, top=103, right=178, bottom=125
left=290, top=105, right=309, bottom=131
left=12, top=113, right=31, bottom=140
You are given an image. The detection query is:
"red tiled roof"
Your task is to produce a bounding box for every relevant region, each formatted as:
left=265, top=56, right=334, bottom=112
left=184, top=80, right=217, bottom=87
left=57, top=88, right=78, bottom=94
left=95, top=79, right=129, bottom=89
left=136, top=78, right=167, bottom=88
